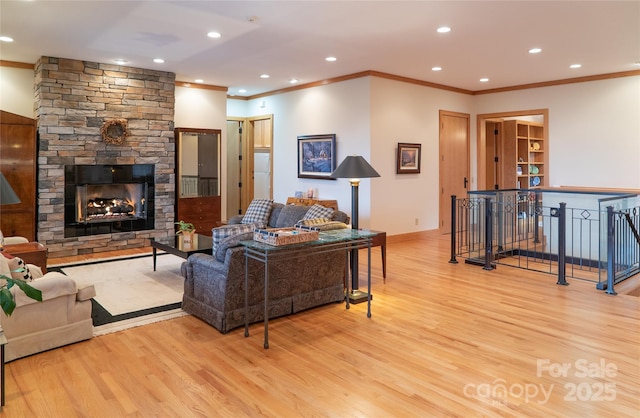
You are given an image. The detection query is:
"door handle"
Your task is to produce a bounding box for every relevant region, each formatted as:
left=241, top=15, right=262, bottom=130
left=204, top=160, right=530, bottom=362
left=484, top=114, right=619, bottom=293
left=464, top=177, right=468, bottom=188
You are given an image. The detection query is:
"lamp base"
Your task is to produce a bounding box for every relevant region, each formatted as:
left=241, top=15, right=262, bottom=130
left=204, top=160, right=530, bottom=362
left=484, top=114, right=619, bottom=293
left=347, top=289, right=372, bottom=304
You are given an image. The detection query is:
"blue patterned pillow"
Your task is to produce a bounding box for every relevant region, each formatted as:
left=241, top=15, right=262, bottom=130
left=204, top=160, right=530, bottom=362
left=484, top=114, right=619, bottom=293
left=215, top=231, right=255, bottom=262
left=302, top=204, right=334, bottom=221
left=241, top=199, right=274, bottom=228
left=212, top=223, right=257, bottom=253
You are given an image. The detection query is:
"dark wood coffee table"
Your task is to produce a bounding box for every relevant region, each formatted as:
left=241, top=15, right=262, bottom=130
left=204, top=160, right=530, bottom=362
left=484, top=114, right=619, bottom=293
left=150, top=234, right=213, bottom=271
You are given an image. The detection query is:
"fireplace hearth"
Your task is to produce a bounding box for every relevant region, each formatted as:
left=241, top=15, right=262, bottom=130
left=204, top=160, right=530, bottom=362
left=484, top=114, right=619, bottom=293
left=65, top=165, right=155, bottom=237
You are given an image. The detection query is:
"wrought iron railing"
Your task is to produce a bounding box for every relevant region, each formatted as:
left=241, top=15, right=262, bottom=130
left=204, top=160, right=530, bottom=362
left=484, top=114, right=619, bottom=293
left=450, top=189, right=640, bottom=294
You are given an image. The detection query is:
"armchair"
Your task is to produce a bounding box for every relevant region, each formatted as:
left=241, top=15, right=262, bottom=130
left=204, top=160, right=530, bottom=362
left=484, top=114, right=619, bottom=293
left=0, top=254, right=95, bottom=362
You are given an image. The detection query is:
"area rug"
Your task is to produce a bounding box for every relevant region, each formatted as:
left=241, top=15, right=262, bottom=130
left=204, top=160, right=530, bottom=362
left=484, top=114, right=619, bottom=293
left=55, top=253, right=189, bottom=333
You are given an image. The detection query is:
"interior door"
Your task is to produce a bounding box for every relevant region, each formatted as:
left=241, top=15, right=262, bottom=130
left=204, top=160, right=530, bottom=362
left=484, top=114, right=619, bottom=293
left=226, top=120, right=242, bottom=218
left=439, top=110, right=470, bottom=233
left=175, top=128, right=221, bottom=236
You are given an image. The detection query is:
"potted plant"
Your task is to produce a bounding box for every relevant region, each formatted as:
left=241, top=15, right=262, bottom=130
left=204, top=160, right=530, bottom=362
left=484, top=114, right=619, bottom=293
left=175, top=220, right=196, bottom=243
left=1, top=271, right=42, bottom=317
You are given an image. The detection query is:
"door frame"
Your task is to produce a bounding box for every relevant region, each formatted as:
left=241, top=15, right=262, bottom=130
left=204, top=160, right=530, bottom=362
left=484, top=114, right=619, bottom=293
left=227, top=114, right=274, bottom=214
left=476, top=109, right=549, bottom=191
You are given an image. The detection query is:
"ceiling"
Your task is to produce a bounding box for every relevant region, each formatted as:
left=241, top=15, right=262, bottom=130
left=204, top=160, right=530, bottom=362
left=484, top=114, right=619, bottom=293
left=1, top=1, right=639, bottom=97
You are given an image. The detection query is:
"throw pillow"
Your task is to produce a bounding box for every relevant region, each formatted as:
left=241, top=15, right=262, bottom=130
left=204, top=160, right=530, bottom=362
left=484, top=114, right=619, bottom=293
left=311, top=221, right=349, bottom=231
left=212, top=223, right=257, bottom=253
left=7, top=256, right=34, bottom=282
left=241, top=199, right=274, bottom=228
left=215, top=231, right=255, bottom=262
left=275, top=205, right=310, bottom=228
left=302, top=204, right=334, bottom=221
left=296, top=217, right=331, bottom=227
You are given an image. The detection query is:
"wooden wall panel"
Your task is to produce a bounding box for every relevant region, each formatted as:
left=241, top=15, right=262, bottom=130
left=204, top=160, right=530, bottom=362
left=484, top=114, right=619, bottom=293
left=0, top=111, right=36, bottom=242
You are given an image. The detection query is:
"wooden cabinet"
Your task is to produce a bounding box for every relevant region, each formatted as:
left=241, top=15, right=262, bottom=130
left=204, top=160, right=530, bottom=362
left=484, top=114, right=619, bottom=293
left=175, top=128, right=222, bottom=236
left=0, top=111, right=37, bottom=241
left=252, top=118, right=272, bottom=148
left=503, top=120, right=546, bottom=189
left=177, top=196, right=221, bottom=237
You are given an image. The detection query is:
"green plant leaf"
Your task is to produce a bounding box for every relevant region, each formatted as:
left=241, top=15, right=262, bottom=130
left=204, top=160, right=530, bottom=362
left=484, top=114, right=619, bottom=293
left=9, top=278, right=43, bottom=302
left=0, top=288, right=17, bottom=316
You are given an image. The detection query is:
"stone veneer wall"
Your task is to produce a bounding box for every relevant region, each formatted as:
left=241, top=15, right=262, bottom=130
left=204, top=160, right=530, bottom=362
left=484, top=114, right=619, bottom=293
left=34, top=57, right=175, bottom=258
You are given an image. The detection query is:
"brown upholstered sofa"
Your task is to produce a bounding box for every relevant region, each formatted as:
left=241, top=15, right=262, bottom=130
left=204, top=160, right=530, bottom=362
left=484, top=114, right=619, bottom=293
left=181, top=202, right=350, bottom=333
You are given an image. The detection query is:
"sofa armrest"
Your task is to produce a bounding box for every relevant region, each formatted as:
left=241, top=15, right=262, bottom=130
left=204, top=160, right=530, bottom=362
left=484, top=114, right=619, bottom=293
left=76, top=284, right=96, bottom=301
left=227, top=215, right=243, bottom=224
left=11, top=272, right=79, bottom=307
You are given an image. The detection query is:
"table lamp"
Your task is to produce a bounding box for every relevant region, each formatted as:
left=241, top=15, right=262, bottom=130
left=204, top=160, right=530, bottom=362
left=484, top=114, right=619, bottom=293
left=330, top=155, right=380, bottom=303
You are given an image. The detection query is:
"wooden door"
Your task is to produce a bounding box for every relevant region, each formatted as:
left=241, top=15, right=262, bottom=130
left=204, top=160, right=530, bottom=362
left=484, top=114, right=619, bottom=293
left=0, top=111, right=37, bottom=241
left=241, top=115, right=273, bottom=213
left=439, top=110, right=470, bottom=233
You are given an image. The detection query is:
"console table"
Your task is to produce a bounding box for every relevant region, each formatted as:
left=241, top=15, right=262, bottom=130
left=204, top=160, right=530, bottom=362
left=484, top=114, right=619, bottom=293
left=241, top=229, right=377, bottom=348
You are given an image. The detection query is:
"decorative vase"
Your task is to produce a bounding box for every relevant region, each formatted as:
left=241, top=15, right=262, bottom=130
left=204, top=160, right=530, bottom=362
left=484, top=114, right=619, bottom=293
left=181, top=230, right=196, bottom=244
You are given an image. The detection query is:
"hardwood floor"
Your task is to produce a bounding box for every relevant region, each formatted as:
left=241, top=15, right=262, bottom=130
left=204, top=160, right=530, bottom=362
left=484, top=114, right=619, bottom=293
left=3, top=232, right=639, bottom=417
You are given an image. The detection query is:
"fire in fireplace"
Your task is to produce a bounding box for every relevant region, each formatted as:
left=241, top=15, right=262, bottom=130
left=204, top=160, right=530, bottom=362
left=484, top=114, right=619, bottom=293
left=76, top=184, right=146, bottom=222
left=64, top=164, right=155, bottom=237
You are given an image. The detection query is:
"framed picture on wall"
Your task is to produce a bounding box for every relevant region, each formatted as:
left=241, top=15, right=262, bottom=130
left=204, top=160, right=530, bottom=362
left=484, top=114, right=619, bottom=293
left=297, top=134, right=337, bottom=179
left=396, top=142, right=421, bottom=174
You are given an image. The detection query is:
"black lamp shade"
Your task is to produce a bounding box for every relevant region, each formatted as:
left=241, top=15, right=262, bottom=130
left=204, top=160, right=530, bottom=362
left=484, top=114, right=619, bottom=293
left=0, top=172, right=21, bottom=205
left=330, top=156, right=380, bottom=179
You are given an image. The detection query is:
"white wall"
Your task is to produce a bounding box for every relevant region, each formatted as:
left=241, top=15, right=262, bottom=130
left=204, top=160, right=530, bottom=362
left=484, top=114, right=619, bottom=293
left=245, top=77, right=372, bottom=227
left=0, top=66, right=35, bottom=118
left=473, top=76, right=640, bottom=189
left=174, top=85, right=228, bottom=216
left=370, top=77, right=473, bottom=233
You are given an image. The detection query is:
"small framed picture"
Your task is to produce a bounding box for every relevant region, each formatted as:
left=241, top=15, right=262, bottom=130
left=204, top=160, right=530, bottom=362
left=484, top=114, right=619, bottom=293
left=297, top=134, right=337, bottom=179
left=396, top=143, right=421, bottom=174
left=294, top=191, right=304, bottom=198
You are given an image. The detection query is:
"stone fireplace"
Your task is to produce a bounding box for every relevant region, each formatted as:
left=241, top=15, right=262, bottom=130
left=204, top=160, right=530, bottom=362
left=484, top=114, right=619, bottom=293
left=35, top=57, right=175, bottom=258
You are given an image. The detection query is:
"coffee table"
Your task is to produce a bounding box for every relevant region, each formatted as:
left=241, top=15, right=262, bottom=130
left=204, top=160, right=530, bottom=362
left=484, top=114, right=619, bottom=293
left=150, top=234, right=213, bottom=271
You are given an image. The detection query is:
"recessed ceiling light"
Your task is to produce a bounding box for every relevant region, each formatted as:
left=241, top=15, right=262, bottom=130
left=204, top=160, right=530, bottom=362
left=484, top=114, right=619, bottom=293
left=238, top=89, right=247, bottom=93
left=325, top=56, right=337, bottom=62
left=207, top=31, right=221, bottom=39
left=432, top=66, right=442, bottom=71
left=569, top=64, right=582, bottom=69
left=480, top=78, right=489, bottom=83
left=195, top=79, right=204, bottom=83
left=529, top=48, right=542, bottom=54
left=153, top=58, right=165, bottom=63
left=289, top=78, right=299, bottom=84
left=0, top=36, right=14, bottom=42
left=114, top=59, right=128, bottom=65
left=436, top=26, right=451, bottom=33
left=260, top=74, right=270, bottom=79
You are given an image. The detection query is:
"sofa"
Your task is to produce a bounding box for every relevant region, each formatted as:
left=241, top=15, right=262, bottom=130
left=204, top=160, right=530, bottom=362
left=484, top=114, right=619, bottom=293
left=0, top=251, right=95, bottom=362
left=181, top=200, right=351, bottom=333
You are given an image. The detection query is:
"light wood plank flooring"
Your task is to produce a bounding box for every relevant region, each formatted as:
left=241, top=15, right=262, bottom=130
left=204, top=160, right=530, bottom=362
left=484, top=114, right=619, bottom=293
left=3, top=232, right=639, bottom=417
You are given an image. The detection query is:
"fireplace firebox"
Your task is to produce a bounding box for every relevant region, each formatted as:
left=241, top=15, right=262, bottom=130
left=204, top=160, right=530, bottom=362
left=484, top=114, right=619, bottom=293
left=64, top=165, right=155, bottom=237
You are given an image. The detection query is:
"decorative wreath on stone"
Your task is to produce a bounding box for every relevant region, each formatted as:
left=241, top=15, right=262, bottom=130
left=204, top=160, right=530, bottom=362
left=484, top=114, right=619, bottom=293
left=101, top=119, right=130, bottom=145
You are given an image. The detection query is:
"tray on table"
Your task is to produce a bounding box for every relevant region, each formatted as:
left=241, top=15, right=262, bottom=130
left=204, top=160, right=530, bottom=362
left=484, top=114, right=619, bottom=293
left=253, top=226, right=319, bottom=246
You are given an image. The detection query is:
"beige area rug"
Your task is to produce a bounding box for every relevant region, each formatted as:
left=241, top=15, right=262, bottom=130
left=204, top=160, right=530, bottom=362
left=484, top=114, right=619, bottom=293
left=56, top=253, right=190, bottom=335
left=62, top=253, right=185, bottom=315
left=92, top=308, right=189, bottom=336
